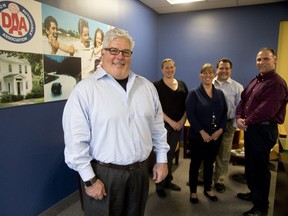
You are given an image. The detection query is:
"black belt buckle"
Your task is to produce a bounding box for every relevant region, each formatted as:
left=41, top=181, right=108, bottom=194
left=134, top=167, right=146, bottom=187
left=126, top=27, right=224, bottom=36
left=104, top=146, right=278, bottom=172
left=128, top=163, right=138, bottom=170
left=129, top=161, right=144, bottom=170
left=260, top=121, right=276, bottom=125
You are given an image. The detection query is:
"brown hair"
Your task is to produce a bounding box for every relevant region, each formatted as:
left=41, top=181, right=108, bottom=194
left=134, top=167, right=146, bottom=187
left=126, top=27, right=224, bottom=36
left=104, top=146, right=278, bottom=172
left=94, top=28, right=104, bottom=47
left=216, top=58, right=232, bottom=69
left=161, top=58, right=175, bottom=69
left=200, top=63, right=214, bottom=74
left=78, top=18, right=89, bottom=34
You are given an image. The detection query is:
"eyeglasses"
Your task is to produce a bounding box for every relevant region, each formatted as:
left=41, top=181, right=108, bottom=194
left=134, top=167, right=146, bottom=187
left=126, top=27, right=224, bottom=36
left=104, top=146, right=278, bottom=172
left=103, top=48, right=133, bottom=57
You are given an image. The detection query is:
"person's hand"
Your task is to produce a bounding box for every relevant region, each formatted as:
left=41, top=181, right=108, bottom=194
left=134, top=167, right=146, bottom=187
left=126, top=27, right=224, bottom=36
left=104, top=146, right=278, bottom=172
left=176, top=119, right=185, bottom=131
left=94, top=44, right=102, bottom=55
left=68, top=44, right=75, bottom=56
left=152, top=163, right=168, bottom=183
left=85, top=179, right=107, bottom=200
left=211, top=128, right=223, bottom=140
left=236, top=118, right=247, bottom=130
left=48, top=34, right=59, bottom=54
left=199, top=130, right=211, bottom=142
left=172, top=121, right=183, bottom=131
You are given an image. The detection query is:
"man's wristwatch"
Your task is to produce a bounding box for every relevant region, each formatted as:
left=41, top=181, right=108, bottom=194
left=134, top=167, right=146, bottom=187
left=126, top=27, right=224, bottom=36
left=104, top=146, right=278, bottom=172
left=84, top=176, right=97, bottom=187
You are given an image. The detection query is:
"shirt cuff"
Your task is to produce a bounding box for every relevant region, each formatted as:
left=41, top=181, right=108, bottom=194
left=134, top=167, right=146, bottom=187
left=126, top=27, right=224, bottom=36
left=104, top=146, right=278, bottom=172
left=155, top=152, right=168, bottom=163
left=78, top=164, right=95, bottom=182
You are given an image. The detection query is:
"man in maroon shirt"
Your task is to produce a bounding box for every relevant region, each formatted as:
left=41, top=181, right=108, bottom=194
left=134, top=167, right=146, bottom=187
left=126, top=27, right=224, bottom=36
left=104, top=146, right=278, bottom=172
left=236, top=47, right=288, bottom=216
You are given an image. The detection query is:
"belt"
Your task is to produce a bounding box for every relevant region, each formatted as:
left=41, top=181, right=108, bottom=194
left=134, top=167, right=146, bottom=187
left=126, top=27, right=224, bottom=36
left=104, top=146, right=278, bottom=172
left=91, top=159, right=146, bottom=170
left=259, top=121, right=277, bottom=125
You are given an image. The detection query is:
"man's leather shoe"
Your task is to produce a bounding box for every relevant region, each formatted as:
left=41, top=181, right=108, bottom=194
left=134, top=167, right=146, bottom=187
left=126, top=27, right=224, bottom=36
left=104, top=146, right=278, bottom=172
left=237, top=192, right=252, bottom=201
left=156, top=189, right=166, bottom=198
left=190, top=197, right=199, bottom=204
left=204, top=191, right=218, bottom=201
left=243, top=206, right=267, bottom=216
left=214, top=183, right=225, bottom=193
left=165, top=182, right=181, bottom=191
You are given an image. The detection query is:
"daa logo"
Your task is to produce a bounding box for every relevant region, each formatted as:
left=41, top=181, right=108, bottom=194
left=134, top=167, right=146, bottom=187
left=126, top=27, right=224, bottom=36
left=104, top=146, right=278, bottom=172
left=0, top=1, right=36, bottom=43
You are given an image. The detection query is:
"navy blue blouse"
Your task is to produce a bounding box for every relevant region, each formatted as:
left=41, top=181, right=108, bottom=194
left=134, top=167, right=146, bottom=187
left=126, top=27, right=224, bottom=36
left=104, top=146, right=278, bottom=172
left=186, top=84, right=227, bottom=140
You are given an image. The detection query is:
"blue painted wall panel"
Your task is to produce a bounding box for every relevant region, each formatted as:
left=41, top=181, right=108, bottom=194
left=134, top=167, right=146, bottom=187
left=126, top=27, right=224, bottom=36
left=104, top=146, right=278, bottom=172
left=157, top=3, right=288, bottom=89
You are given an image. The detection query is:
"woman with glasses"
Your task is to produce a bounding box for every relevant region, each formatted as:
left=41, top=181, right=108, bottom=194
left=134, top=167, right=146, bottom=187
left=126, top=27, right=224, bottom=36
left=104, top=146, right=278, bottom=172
left=185, top=63, right=227, bottom=204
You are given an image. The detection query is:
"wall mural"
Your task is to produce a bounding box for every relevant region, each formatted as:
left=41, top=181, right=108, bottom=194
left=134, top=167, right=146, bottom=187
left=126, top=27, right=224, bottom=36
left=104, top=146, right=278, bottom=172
left=0, top=0, right=113, bottom=109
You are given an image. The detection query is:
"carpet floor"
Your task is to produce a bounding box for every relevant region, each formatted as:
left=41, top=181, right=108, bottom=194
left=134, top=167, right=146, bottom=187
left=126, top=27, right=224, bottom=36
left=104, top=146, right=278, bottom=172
left=46, top=148, right=283, bottom=216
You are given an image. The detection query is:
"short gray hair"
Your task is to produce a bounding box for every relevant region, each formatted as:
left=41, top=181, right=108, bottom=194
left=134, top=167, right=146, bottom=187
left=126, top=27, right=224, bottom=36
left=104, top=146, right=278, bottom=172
left=102, top=28, right=135, bottom=51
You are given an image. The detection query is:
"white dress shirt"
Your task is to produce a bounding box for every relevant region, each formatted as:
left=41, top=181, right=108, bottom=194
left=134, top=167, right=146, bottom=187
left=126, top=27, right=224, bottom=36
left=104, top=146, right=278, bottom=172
left=63, top=67, right=169, bottom=181
left=213, top=77, right=244, bottom=126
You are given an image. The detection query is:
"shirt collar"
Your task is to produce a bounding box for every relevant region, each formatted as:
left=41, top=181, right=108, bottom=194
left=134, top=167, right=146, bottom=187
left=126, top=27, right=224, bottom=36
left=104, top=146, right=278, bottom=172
left=213, top=76, right=232, bottom=85
left=93, top=67, right=136, bottom=82
left=256, top=70, right=276, bottom=81
left=93, top=67, right=107, bottom=80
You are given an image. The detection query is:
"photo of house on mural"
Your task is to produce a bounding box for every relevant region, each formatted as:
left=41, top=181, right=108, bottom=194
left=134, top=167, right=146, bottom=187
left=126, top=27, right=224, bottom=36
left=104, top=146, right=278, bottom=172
left=0, top=51, right=44, bottom=109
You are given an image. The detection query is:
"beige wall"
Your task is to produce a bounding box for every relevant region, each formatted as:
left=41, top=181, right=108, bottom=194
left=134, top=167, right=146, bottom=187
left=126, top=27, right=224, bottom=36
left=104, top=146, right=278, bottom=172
left=277, top=21, right=288, bottom=133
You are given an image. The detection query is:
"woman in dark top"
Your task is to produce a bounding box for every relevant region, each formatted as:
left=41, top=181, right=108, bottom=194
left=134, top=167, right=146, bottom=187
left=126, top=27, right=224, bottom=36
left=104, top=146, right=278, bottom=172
left=154, top=58, right=188, bottom=198
left=186, top=63, right=227, bottom=203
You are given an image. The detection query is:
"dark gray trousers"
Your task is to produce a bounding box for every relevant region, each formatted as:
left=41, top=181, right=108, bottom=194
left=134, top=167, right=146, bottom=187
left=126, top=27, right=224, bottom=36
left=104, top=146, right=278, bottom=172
left=82, top=161, right=149, bottom=216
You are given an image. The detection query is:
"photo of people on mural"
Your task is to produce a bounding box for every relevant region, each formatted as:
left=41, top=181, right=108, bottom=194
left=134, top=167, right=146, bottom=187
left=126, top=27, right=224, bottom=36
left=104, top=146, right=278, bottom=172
left=42, top=4, right=112, bottom=80
left=0, top=2, right=114, bottom=109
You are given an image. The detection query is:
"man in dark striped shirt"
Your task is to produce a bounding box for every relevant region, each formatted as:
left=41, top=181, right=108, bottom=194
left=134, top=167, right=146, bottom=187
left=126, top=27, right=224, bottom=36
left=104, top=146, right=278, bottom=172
left=236, top=47, right=288, bottom=216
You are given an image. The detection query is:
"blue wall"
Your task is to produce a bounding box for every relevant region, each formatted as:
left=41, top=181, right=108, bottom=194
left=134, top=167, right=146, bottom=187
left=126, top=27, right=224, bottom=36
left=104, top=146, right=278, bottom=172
left=157, top=2, right=288, bottom=89
left=0, top=1, right=158, bottom=215
left=1, top=0, right=288, bottom=215
left=0, top=101, right=75, bottom=215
